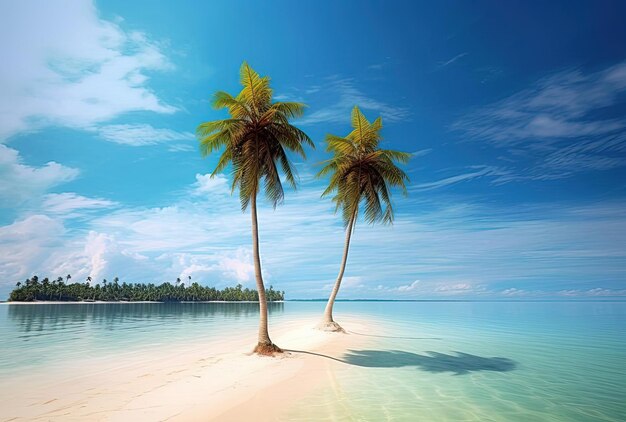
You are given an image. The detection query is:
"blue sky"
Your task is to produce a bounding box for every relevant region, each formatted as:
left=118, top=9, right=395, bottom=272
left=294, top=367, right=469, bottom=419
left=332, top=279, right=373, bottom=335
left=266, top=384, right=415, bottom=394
left=1, top=0, right=625, bottom=300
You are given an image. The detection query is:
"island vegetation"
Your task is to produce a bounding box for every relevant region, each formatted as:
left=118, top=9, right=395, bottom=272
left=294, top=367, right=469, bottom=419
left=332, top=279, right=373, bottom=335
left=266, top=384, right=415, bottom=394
left=8, top=275, right=284, bottom=303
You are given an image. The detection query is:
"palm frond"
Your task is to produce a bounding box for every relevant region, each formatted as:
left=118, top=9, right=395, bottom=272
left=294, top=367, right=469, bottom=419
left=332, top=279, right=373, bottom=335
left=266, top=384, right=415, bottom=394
left=318, top=107, right=410, bottom=227
left=196, top=61, right=312, bottom=211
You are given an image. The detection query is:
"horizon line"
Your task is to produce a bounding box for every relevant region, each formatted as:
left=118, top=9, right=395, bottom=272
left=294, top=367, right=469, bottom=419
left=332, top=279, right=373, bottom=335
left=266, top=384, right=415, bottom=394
left=287, top=298, right=626, bottom=302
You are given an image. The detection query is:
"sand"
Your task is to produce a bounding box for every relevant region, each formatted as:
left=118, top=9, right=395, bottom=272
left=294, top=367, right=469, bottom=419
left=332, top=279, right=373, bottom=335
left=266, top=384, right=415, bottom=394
left=0, top=316, right=374, bottom=421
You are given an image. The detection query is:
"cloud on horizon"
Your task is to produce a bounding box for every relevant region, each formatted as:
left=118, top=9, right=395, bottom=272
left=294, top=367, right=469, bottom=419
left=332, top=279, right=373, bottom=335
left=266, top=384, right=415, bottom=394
left=1, top=167, right=625, bottom=299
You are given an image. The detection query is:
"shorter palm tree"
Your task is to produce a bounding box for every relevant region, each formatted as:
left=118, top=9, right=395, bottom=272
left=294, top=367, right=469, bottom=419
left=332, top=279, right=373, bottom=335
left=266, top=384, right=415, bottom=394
left=318, top=106, right=410, bottom=331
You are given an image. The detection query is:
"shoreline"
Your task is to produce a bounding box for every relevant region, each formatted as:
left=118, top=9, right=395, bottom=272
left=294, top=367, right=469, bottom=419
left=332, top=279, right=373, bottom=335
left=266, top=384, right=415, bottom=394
left=0, top=315, right=375, bottom=421
left=0, top=300, right=284, bottom=305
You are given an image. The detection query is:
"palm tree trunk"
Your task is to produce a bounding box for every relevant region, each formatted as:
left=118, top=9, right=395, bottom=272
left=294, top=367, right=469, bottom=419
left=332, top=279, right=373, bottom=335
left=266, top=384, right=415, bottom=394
left=250, top=192, right=282, bottom=354
left=320, top=213, right=356, bottom=331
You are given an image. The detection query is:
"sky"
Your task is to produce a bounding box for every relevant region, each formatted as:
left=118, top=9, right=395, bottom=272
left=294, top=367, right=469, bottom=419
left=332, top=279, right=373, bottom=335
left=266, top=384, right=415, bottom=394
left=0, top=0, right=625, bottom=300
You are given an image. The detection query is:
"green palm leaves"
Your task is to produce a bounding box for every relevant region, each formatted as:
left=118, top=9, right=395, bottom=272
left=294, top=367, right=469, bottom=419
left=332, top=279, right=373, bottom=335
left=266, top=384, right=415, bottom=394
left=319, top=106, right=410, bottom=227
left=318, top=106, right=410, bottom=331
left=197, top=62, right=314, bottom=353
left=197, top=62, right=314, bottom=210
left=197, top=63, right=410, bottom=340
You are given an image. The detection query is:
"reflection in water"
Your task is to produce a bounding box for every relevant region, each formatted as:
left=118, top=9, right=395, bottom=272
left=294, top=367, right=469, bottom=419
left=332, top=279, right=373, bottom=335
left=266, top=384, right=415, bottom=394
left=8, top=302, right=284, bottom=333
left=0, top=302, right=284, bottom=374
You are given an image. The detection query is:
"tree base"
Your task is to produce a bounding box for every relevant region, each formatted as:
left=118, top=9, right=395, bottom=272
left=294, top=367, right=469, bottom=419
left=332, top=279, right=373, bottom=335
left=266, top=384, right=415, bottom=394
left=253, top=342, right=283, bottom=356
left=317, top=320, right=346, bottom=333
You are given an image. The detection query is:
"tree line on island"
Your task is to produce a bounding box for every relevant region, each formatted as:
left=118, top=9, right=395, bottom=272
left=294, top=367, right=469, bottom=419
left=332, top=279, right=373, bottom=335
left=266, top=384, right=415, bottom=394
left=9, top=275, right=284, bottom=303
left=10, top=62, right=409, bottom=356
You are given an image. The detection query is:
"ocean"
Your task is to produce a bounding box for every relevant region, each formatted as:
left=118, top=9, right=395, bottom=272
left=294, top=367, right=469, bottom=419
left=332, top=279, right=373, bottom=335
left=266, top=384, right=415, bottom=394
left=1, top=301, right=625, bottom=421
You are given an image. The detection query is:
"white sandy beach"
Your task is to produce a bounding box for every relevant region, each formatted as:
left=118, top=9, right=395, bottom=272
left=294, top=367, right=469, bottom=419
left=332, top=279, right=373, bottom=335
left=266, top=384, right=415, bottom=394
left=0, top=316, right=374, bottom=421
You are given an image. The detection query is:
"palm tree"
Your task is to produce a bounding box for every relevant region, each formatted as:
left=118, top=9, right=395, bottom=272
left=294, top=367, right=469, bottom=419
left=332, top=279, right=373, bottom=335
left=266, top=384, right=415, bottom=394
left=318, top=106, right=410, bottom=332
left=197, top=62, right=313, bottom=354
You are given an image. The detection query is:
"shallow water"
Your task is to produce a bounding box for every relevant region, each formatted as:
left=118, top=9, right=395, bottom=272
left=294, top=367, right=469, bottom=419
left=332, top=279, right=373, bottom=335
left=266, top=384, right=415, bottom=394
left=1, top=301, right=625, bottom=421
left=0, top=302, right=288, bottom=375
left=285, top=301, right=626, bottom=421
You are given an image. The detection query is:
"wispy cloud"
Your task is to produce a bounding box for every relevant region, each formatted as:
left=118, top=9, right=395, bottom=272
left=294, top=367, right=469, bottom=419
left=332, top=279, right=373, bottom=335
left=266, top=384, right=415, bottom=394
left=295, top=77, right=410, bottom=125
left=0, top=145, right=79, bottom=207
left=453, top=61, right=626, bottom=180
left=438, top=52, right=468, bottom=68
left=413, top=165, right=508, bottom=191
left=96, top=124, right=194, bottom=146
left=41, top=193, right=118, bottom=217
left=411, top=149, right=432, bottom=157
left=557, top=288, right=626, bottom=297
left=2, top=168, right=624, bottom=299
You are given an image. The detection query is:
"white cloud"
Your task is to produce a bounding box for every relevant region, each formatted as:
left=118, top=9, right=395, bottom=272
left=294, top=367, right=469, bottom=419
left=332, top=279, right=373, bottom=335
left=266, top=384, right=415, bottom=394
left=0, top=215, right=66, bottom=282
left=0, top=144, right=79, bottom=206
left=0, top=0, right=174, bottom=141
left=41, top=193, right=117, bottom=216
left=192, top=174, right=230, bottom=196
left=159, top=247, right=259, bottom=286
left=216, top=248, right=256, bottom=283
left=0, top=216, right=152, bottom=286
left=396, top=280, right=420, bottom=292
left=96, top=124, right=194, bottom=146
left=1, top=171, right=625, bottom=299
left=500, top=288, right=527, bottom=297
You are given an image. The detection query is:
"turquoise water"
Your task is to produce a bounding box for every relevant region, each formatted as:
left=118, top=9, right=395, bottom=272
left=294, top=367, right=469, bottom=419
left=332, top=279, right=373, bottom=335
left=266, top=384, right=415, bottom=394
left=1, top=301, right=625, bottom=421
left=0, top=302, right=287, bottom=375
left=287, top=301, right=626, bottom=421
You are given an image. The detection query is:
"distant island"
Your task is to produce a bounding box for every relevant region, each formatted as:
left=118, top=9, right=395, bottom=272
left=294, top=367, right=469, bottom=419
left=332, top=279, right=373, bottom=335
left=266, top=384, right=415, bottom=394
left=8, top=276, right=284, bottom=302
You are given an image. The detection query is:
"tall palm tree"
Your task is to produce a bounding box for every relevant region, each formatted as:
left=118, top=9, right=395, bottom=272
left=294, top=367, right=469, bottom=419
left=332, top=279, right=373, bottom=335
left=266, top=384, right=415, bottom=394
left=197, top=62, right=313, bottom=354
left=318, top=106, right=410, bottom=331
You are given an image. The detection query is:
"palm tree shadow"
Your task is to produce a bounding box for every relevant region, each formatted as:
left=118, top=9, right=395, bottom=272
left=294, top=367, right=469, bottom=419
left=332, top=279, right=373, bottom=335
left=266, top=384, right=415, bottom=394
left=285, top=349, right=517, bottom=375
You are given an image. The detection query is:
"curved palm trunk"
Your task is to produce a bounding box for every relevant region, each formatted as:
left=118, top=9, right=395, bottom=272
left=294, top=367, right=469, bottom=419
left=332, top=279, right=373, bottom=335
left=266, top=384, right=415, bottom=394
left=320, top=214, right=356, bottom=332
left=250, top=193, right=282, bottom=355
